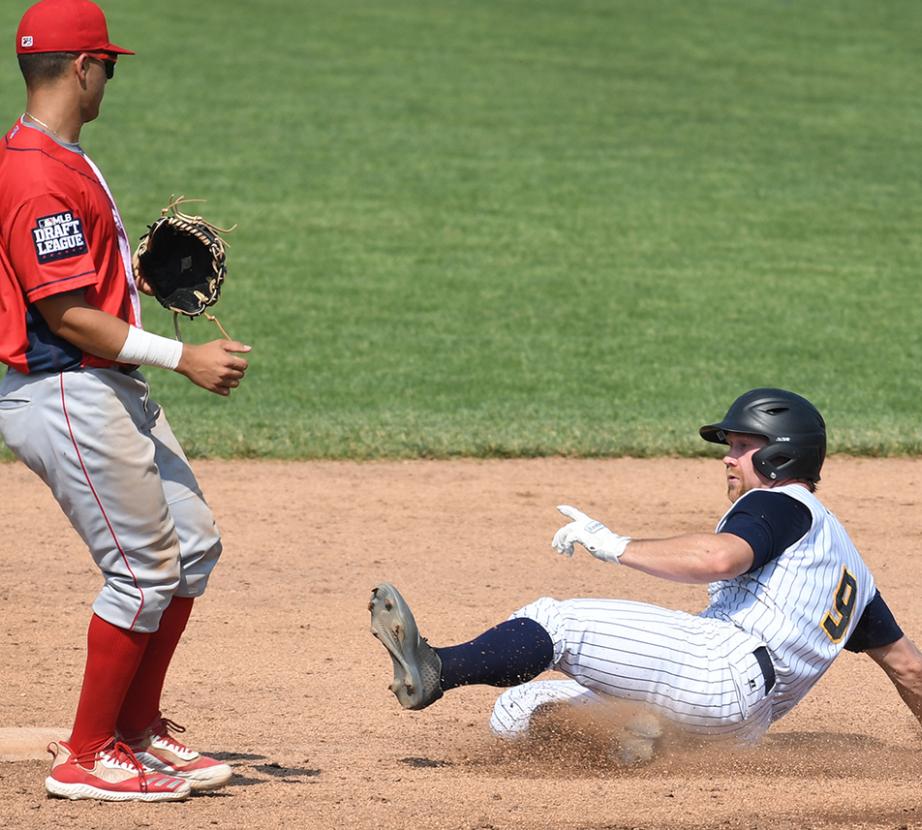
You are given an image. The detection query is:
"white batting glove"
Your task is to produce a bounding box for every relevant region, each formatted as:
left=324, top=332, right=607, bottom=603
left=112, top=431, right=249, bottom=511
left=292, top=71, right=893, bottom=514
left=551, top=505, right=630, bottom=564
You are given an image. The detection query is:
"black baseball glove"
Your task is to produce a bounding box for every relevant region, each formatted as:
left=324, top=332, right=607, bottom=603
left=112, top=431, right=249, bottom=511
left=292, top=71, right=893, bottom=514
left=134, top=196, right=235, bottom=337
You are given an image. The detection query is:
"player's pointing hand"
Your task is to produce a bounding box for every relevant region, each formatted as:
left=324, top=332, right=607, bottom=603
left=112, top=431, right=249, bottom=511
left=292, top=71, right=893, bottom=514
left=551, top=504, right=631, bottom=564
left=176, top=339, right=251, bottom=396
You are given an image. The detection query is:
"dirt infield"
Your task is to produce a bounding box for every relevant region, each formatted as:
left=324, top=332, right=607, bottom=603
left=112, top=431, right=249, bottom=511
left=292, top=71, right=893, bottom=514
left=1, top=457, right=921, bottom=830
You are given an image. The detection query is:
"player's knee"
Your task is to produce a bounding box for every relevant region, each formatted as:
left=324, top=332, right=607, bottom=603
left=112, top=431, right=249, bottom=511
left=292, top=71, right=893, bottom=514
left=96, top=567, right=182, bottom=633
left=177, top=539, right=223, bottom=597
left=512, top=595, right=559, bottom=622
left=510, top=596, right=563, bottom=658
left=168, top=492, right=220, bottom=558
left=489, top=687, right=531, bottom=739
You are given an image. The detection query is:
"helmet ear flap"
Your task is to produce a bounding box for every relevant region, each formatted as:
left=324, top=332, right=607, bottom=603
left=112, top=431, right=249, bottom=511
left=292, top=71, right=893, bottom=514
left=753, top=445, right=792, bottom=481
left=753, top=442, right=824, bottom=484
left=752, top=446, right=772, bottom=480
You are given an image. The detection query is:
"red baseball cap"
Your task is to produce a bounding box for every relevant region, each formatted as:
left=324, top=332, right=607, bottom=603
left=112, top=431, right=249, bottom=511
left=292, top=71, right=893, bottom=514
left=16, top=0, right=134, bottom=56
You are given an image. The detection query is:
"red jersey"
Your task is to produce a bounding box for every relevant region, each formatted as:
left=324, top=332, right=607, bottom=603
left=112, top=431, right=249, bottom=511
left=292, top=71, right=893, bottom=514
left=0, top=118, right=140, bottom=373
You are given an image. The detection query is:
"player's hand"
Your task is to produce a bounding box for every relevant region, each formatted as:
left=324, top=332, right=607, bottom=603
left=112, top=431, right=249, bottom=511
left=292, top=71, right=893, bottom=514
left=132, top=252, right=155, bottom=296
left=176, top=339, right=251, bottom=396
left=551, top=505, right=631, bottom=564
left=135, top=275, right=155, bottom=296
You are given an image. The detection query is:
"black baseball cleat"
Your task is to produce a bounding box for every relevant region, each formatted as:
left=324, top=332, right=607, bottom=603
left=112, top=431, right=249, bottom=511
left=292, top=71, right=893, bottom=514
left=369, top=583, right=444, bottom=710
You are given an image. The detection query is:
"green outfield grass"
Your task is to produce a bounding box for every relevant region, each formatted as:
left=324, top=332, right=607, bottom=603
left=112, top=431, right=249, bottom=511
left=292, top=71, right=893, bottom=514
left=1, top=0, right=921, bottom=458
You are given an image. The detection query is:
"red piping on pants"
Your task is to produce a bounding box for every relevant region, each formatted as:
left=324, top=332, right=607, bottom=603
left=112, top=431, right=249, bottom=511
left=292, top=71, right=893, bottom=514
left=59, top=372, right=145, bottom=630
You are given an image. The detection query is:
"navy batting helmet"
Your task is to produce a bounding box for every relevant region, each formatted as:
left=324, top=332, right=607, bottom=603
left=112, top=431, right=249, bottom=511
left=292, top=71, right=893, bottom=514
left=699, top=388, right=826, bottom=483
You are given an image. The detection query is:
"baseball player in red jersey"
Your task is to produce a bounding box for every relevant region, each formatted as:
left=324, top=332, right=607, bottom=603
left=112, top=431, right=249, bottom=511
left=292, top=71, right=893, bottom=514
left=0, top=0, right=250, bottom=801
left=370, top=390, right=922, bottom=760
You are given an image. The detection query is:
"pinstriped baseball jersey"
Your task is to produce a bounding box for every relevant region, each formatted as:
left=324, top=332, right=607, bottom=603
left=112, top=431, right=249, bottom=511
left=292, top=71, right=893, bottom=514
left=701, top=483, right=875, bottom=721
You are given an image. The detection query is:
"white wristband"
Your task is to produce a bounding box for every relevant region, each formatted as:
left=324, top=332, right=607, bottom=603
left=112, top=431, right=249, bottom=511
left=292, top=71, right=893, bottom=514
left=117, top=325, right=184, bottom=370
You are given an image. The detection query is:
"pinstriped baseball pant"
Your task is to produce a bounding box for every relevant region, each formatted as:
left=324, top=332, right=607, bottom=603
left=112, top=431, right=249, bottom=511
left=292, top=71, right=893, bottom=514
left=491, top=596, right=774, bottom=742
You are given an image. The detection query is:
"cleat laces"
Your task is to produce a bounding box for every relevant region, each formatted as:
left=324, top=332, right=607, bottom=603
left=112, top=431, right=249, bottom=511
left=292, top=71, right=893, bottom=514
left=76, top=739, right=149, bottom=792
left=153, top=717, right=193, bottom=755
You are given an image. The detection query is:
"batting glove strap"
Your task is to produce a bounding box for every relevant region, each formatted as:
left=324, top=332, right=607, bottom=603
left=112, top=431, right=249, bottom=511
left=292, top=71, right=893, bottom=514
left=551, top=505, right=631, bottom=564
left=581, top=522, right=631, bottom=564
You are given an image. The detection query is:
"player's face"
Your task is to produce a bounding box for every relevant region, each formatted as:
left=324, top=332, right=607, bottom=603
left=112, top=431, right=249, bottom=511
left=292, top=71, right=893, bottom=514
left=76, top=55, right=110, bottom=123
left=722, top=432, right=770, bottom=502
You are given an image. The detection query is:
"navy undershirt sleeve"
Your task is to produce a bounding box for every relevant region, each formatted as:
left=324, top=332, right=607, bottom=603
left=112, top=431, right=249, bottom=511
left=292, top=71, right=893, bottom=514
left=718, top=491, right=812, bottom=573
left=844, top=591, right=904, bottom=652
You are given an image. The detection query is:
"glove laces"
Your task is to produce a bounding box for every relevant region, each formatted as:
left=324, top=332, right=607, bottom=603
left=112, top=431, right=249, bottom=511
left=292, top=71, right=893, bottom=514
left=160, top=195, right=236, bottom=342
left=161, top=195, right=237, bottom=236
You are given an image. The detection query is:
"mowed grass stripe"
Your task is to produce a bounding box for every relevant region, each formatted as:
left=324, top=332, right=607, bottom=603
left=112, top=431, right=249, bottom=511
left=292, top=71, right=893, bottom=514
left=0, top=1, right=920, bottom=458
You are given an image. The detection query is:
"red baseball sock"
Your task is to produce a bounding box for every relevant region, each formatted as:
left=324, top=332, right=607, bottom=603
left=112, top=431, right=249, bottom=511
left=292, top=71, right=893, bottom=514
left=68, top=614, right=150, bottom=760
left=117, top=596, right=194, bottom=738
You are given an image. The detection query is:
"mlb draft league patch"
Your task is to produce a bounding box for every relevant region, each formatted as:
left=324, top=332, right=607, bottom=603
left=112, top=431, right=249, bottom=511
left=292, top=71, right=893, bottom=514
left=32, top=212, right=88, bottom=264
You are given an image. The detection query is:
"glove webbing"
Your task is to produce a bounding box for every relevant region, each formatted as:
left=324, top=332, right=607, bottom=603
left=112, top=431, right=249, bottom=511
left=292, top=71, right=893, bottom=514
left=160, top=196, right=237, bottom=342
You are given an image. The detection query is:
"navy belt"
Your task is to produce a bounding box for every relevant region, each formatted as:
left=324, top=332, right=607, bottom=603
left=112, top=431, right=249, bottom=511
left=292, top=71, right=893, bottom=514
left=753, top=646, right=776, bottom=694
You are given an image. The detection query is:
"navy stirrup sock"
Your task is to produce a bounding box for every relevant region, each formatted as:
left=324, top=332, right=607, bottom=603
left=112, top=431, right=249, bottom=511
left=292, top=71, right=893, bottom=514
left=436, top=618, right=554, bottom=690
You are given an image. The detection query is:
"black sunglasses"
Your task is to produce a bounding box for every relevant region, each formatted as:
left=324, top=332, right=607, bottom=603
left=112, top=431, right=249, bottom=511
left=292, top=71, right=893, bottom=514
left=85, top=56, right=116, bottom=80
